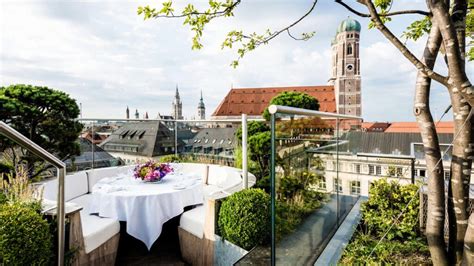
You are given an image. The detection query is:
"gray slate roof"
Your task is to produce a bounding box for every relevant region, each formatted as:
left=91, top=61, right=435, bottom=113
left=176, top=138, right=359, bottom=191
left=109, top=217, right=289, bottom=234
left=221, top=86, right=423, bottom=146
left=65, top=138, right=118, bottom=170
left=100, top=121, right=181, bottom=157
left=187, top=127, right=237, bottom=150
left=338, top=132, right=453, bottom=157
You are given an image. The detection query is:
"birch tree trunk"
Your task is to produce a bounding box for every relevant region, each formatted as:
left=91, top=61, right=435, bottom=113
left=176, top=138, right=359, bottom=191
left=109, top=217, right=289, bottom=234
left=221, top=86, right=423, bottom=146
left=446, top=1, right=472, bottom=263
left=447, top=90, right=472, bottom=264
left=414, top=22, right=449, bottom=264
left=464, top=214, right=474, bottom=264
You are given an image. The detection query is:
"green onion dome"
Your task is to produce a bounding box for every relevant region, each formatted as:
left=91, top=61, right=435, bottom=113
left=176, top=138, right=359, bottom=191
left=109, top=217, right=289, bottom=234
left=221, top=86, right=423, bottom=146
left=337, top=17, right=361, bottom=33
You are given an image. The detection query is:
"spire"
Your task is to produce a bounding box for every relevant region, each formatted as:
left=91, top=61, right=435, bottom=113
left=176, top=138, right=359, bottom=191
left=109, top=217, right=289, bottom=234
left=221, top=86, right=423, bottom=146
left=126, top=105, right=130, bottom=119
left=175, top=84, right=180, bottom=97
left=197, top=90, right=205, bottom=119
left=145, top=112, right=149, bottom=119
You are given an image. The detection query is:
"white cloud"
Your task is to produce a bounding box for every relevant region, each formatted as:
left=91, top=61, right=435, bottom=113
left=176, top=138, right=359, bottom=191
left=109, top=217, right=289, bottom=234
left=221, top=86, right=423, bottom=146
left=0, top=0, right=469, bottom=121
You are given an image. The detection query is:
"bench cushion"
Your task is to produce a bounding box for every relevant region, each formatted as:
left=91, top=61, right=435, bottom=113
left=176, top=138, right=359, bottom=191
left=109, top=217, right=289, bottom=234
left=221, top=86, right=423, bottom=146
left=179, top=205, right=205, bottom=238
left=69, top=194, right=120, bottom=254
left=42, top=172, right=88, bottom=202
left=207, top=166, right=242, bottom=190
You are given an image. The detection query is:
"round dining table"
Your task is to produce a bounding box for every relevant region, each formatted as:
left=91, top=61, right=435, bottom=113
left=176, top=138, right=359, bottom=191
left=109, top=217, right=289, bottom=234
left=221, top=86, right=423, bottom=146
left=88, top=170, right=203, bottom=250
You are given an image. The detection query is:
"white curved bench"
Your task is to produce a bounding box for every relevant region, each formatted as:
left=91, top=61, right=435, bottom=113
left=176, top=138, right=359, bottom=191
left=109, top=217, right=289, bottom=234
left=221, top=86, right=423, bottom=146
left=39, top=163, right=255, bottom=265
left=177, top=163, right=256, bottom=265
left=40, top=167, right=133, bottom=265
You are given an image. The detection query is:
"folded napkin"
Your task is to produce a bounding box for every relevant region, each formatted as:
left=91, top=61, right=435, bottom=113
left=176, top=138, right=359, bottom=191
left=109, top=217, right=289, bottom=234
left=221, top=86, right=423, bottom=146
left=98, top=176, right=124, bottom=184
left=93, top=184, right=126, bottom=193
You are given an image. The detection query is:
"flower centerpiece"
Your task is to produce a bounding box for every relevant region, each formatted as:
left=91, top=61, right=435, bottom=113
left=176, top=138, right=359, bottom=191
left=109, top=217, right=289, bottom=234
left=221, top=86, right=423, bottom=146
left=133, top=160, right=173, bottom=182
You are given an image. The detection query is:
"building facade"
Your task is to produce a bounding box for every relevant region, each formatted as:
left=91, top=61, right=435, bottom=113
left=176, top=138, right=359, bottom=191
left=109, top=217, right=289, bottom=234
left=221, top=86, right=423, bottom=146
left=328, top=17, right=362, bottom=117
left=172, top=85, right=184, bottom=120
left=212, top=18, right=362, bottom=121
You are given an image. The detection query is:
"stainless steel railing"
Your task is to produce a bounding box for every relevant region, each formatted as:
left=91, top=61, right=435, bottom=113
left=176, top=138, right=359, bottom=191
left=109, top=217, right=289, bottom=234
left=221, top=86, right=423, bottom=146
left=0, top=121, right=66, bottom=266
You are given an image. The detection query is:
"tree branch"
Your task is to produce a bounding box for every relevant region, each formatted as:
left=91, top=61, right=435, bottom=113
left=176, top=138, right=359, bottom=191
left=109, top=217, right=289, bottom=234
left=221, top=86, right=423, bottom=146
left=151, top=0, right=241, bottom=19
left=430, top=0, right=474, bottom=107
left=335, top=0, right=431, bottom=17
left=242, top=0, right=318, bottom=45
left=361, top=0, right=448, bottom=85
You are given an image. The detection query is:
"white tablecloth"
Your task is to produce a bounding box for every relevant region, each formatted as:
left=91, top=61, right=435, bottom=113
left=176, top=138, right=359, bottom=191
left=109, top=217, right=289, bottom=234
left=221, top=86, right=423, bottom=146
left=89, top=171, right=203, bottom=249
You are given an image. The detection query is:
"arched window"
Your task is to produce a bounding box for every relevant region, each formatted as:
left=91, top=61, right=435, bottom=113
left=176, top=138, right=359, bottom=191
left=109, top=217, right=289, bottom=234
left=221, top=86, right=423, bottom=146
left=347, top=44, right=353, bottom=55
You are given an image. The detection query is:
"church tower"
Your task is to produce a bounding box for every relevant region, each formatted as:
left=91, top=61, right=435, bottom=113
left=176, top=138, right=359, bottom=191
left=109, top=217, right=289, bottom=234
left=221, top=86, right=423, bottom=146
left=328, top=17, right=361, bottom=116
left=126, top=106, right=130, bottom=119
left=197, top=90, right=205, bottom=119
left=172, top=85, right=183, bottom=120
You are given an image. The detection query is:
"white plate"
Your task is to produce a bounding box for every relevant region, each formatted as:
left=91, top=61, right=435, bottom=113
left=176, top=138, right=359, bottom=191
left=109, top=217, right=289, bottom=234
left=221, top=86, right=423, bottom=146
left=173, top=184, right=186, bottom=190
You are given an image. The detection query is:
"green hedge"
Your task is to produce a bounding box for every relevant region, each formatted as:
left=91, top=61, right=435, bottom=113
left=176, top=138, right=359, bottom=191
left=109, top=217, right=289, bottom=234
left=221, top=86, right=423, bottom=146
left=0, top=202, right=53, bottom=265
left=340, top=179, right=430, bottom=264
left=218, top=188, right=270, bottom=250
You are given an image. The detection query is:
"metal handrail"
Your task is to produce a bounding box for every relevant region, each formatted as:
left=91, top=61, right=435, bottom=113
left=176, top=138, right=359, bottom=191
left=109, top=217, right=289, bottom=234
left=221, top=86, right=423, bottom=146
left=0, top=121, right=65, bottom=266
left=268, top=105, right=362, bottom=120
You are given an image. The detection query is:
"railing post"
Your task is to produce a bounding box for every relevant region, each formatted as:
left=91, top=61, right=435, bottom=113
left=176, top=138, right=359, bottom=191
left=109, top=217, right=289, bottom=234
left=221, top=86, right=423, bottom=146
left=270, top=113, right=276, bottom=266
left=242, top=114, right=248, bottom=189
left=175, top=120, right=178, bottom=157
left=57, top=167, right=66, bottom=266
left=91, top=121, right=95, bottom=170
left=0, top=122, right=66, bottom=266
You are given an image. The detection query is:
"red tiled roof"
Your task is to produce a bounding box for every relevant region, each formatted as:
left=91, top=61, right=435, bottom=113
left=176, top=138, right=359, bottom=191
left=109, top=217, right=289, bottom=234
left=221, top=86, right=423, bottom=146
left=385, top=122, right=454, bottom=134
left=361, top=122, right=391, bottom=132
left=212, top=86, right=336, bottom=117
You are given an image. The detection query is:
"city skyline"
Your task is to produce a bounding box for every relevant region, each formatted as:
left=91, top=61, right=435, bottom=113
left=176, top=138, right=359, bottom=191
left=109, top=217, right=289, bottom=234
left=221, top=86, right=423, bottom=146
left=1, top=0, right=472, bottom=121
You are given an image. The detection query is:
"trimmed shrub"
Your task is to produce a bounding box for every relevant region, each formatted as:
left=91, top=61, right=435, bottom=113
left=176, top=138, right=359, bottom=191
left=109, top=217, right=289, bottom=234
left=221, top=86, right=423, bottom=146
left=218, top=188, right=270, bottom=250
left=0, top=202, right=53, bottom=265
left=361, top=178, right=420, bottom=240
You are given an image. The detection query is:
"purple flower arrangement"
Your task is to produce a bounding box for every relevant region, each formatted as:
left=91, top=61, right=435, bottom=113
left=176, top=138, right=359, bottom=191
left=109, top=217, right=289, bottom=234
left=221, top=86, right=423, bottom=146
left=133, top=160, right=173, bottom=182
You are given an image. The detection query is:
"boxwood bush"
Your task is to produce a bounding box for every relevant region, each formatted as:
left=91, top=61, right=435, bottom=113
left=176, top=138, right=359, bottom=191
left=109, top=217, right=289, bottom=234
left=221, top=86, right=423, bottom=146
left=218, top=188, right=270, bottom=250
left=0, top=202, right=53, bottom=265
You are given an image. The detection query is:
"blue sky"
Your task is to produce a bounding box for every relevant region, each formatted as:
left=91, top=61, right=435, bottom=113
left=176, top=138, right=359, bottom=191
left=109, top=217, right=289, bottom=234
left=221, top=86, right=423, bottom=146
left=1, top=0, right=471, bottom=121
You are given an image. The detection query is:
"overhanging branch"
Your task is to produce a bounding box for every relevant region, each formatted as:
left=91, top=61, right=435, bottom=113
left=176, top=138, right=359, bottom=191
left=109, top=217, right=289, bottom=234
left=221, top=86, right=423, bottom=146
left=361, top=0, right=448, bottom=85
left=335, top=0, right=431, bottom=17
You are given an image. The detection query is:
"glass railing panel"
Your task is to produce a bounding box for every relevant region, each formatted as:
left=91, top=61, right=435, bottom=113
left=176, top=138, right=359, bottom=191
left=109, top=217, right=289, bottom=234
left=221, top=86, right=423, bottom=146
left=271, top=113, right=358, bottom=265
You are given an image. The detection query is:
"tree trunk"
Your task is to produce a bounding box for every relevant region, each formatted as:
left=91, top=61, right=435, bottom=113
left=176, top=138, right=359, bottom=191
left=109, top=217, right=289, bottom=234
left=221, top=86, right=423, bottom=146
left=414, top=21, right=448, bottom=265
left=464, top=214, right=474, bottom=265
left=447, top=90, right=472, bottom=264
left=430, top=0, right=474, bottom=107
left=446, top=1, right=472, bottom=263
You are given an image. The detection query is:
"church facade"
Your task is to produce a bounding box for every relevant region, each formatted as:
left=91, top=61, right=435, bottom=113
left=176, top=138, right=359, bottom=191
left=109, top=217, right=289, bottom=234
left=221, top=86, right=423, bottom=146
left=212, top=17, right=362, bottom=120
left=172, top=85, right=184, bottom=120
left=329, top=17, right=362, bottom=117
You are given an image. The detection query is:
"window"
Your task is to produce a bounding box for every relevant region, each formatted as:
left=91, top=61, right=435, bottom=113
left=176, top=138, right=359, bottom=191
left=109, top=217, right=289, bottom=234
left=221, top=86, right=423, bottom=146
left=334, top=178, right=343, bottom=193
left=317, top=176, right=326, bottom=190
left=444, top=171, right=451, bottom=180
left=347, top=44, right=353, bottom=55
left=396, top=167, right=403, bottom=177
left=351, top=181, right=361, bottom=195
left=369, top=165, right=375, bottom=175
left=376, top=166, right=382, bottom=176
left=419, top=169, right=426, bottom=177
left=354, top=164, right=361, bottom=174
